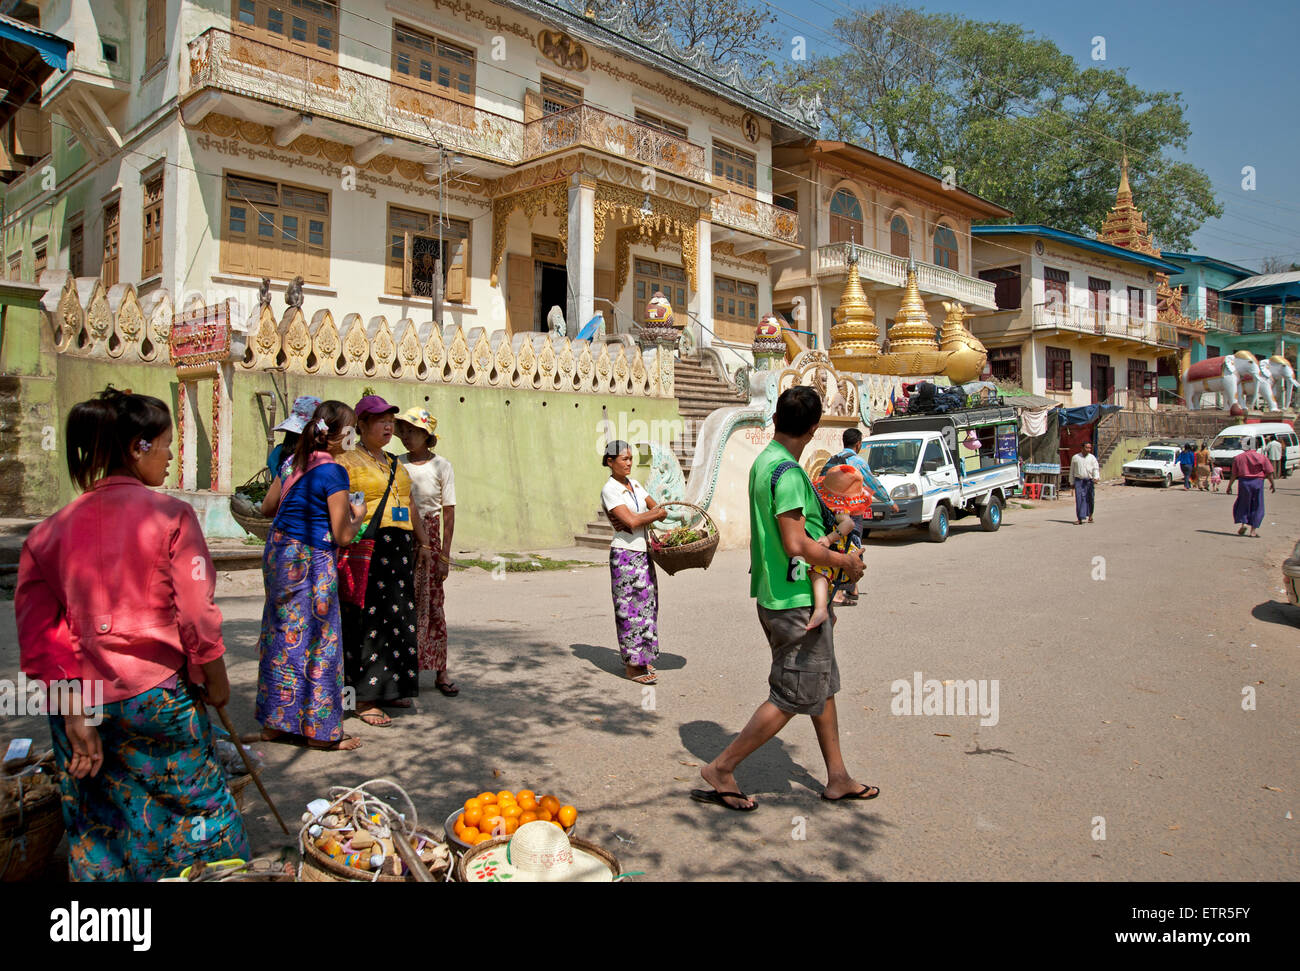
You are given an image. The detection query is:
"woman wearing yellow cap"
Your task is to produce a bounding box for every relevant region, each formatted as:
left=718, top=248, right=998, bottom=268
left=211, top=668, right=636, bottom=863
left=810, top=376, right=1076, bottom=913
left=396, top=407, right=458, bottom=696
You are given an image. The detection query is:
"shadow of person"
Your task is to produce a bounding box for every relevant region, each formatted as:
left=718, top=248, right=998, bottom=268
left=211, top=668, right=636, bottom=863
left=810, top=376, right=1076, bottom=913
left=678, top=719, right=823, bottom=799
left=569, top=643, right=688, bottom=678
left=1251, top=600, right=1299, bottom=628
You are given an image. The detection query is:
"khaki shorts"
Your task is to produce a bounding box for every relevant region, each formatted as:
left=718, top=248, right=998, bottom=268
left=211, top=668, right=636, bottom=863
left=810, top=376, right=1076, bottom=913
left=757, top=603, right=841, bottom=716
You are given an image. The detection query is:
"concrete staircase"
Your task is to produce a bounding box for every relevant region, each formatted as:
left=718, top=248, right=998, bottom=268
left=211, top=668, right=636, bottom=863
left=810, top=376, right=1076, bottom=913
left=572, top=353, right=747, bottom=547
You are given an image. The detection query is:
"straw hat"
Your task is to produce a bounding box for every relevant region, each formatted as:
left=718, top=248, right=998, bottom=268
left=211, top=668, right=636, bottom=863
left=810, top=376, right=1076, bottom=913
left=462, top=821, right=615, bottom=883
left=396, top=406, right=437, bottom=439
left=814, top=464, right=875, bottom=514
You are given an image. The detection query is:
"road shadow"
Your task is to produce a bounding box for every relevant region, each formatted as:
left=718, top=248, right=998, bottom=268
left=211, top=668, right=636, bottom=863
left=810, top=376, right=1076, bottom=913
left=1047, top=519, right=1084, bottom=525
left=569, top=642, right=687, bottom=678
left=1251, top=600, right=1298, bottom=628
left=1195, top=529, right=1251, bottom=537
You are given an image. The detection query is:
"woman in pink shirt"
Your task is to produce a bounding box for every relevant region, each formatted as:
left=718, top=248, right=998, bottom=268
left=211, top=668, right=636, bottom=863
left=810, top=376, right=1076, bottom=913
left=15, top=388, right=251, bottom=880
left=1227, top=447, right=1276, bottom=538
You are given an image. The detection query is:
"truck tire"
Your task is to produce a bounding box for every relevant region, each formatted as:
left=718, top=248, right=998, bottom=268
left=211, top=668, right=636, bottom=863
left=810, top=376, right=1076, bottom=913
left=1163, top=474, right=1172, bottom=488
left=980, top=496, right=1003, bottom=532
left=928, top=505, right=950, bottom=543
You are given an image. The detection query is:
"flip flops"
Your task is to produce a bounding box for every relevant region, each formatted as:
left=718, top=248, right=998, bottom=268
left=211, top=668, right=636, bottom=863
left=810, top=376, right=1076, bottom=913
left=690, top=789, right=757, bottom=812
left=821, top=784, right=881, bottom=802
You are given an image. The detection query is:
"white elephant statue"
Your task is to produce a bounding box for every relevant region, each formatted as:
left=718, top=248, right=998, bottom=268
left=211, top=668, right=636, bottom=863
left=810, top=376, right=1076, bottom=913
left=1249, top=359, right=1280, bottom=411
left=1269, top=355, right=1299, bottom=410
left=1231, top=351, right=1269, bottom=410
left=1183, top=355, right=1247, bottom=411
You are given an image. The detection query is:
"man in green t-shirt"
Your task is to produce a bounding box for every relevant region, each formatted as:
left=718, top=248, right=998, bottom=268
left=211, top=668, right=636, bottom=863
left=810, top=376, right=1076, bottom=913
left=693, top=387, right=879, bottom=812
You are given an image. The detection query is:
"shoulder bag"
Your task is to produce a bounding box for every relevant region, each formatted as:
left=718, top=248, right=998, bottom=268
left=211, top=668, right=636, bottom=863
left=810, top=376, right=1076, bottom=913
left=337, top=455, right=397, bottom=609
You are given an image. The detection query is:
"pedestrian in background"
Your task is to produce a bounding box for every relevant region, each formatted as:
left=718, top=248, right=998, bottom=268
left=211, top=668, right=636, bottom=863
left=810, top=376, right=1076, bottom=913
left=16, top=388, right=250, bottom=879
left=1194, top=441, right=1212, bottom=492
left=257, top=400, right=367, bottom=751
left=819, top=427, right=896, bottom=606
left=1228, top=444, right=1275, bottom=538
left=396, top=407, right=459, bottom=697
left=266, top=395, right=320, bottom=479
left=1264, top=435, right=1285, bottom=480
left=1178, top=442, right=1196, bottom=490
left=1071, top=442, right=1101, bottom=524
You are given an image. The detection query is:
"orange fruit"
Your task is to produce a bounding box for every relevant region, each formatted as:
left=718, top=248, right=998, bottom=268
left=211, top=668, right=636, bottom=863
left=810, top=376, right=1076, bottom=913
left=550, top=819, right=564, bottom=829
left=517, top=789, right=536, bottom=804
left=464, top=797, right=482, bottom=814
left=460, top=826, right=480, bottom=841
left=464, top=806, right=483, bottom=828
left=519, top=811, right=538, bottom=825
left=482, top=814, right=505, bottom=836
left=495, top=790, right=515, bottom=804
left=536, top=809, right=553, bottom=823
left=477, top=791, right=496, bottom=804
left=540, top=795, right=561, bottom=817
left=501, top=804, right=523, bottom=819
left=557, top=805, right=577, bottom=828
left=474, top=832, right=494, bottom=845
left=456, top=812, right=466, bottom=828
left=502, top=817, right=520, bottom=835
left=517, top=793, right=537, bottom=812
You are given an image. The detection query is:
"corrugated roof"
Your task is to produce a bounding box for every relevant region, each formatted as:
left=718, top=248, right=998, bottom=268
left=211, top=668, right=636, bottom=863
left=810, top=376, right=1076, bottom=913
left=1221, top=271, right=1300, bottom=304
left=972, top=224, right=1183, bottom=274
left=0, top=13, right=72, bottom=70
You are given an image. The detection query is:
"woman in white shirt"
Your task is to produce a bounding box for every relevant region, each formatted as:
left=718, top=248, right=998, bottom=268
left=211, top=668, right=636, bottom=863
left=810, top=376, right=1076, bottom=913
left=396, top=407, right=459, bottom=696
left=601, top=440, right=668, bottom=685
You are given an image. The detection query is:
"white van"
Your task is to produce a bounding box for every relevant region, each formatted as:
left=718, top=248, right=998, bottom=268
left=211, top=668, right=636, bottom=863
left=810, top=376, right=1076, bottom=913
left=1210, top=422, right=1299, bottom=474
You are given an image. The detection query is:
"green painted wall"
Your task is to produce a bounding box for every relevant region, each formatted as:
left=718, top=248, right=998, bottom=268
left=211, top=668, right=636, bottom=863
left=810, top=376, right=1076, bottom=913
left=1103, top=437, right=1163, bottom=480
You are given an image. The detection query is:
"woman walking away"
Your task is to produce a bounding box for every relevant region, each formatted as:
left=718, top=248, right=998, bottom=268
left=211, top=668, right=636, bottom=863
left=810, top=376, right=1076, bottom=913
left=1179, top=442, right=1196, bottom=490
left=15, top=388, right=250, bottom=880
left=395, top=407, right=458, bottom=696
left=257, top=401, right=368, bottom=751
left=1228, top=443, right=1276, bottom=537
left=338, top=395, right=432, bottom=726
left=1195, top=441, right=1212, bottom=492
left=601, top=440, right=667, bottom=685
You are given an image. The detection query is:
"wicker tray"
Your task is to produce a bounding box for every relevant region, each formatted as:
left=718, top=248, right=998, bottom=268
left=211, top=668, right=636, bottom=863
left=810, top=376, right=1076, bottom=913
left=230, top=468, right=274, bottom=540
left=648, top=501, right=720, bottom=576
left=300, top=824, right=449, bottom=883
left=1, top=759, right=64, bottom=883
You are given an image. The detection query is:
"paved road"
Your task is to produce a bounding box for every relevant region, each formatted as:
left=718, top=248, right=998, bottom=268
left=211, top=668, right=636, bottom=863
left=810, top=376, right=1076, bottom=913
left=2, top=480, right=1297, bottom=880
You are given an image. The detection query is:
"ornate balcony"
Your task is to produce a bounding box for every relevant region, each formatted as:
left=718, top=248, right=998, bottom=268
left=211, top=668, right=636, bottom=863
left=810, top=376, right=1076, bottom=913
left=815, top=242, right=995, bottom=309
left=1204, top=312, right=1242, bottom=334
left=711, top=193, right=802, bottom=247
left=184, top=28, right=524, bottom=165
left=1032, top=303, right=1173, bottom=348
left=522, top=104, right=708, bottom=181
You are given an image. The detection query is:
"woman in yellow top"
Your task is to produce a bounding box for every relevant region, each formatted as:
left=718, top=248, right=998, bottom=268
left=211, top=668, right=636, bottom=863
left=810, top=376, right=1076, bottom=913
left=337, top=395, right=432, bottom=726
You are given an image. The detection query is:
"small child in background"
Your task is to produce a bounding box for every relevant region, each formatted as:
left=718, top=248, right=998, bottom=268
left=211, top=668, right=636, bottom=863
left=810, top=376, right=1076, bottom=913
left=1210, top=465, right=1223, bottom=492
left=807, top=511, right=863, bottom=630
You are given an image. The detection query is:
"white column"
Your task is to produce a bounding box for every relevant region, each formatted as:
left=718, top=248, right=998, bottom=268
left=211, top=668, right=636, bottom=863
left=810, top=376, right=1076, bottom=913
left=695, top=213, right=712, bottom=348
left=567, top=178, right=595, bottom=333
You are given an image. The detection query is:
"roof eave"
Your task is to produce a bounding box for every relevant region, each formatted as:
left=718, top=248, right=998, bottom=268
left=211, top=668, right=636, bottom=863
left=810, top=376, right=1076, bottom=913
left=811, top=141, right=1012, bottom=218
left=972, top=224, right=1182, bottom=274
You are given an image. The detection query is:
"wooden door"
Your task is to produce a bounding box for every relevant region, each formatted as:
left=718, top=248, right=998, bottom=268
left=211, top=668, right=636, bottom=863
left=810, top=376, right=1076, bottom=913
left=506, top=254, right=533, bottom=334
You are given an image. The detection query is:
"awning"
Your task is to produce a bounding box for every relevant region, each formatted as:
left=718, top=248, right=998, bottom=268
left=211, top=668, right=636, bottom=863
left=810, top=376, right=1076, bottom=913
left=1220, top=271, right=1300, bottom=305
left=1002, top=392, right=1062, bottom=411
left=1058, top=404, right=1121, bottom=426
left=0, top=13, right=72, bottom=130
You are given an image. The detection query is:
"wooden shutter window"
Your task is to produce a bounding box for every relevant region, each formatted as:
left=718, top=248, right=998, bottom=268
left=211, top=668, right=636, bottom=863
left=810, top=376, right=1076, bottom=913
left=102, top=202, right=120, bottom=288
left=829, top=189, right=863, bottom=245
left=1043, top=266, right=1069, bottom=309
left=890, top=216, right=910, bottom=258
left=540, top=77, right=582, bottom=114
left=146, top=0, right=167, bottom=69
left=713, top=141, right=756, bottom=195
left=69, top=223, right=84, bottom=277
left=142, top=176, right=164, bottom=278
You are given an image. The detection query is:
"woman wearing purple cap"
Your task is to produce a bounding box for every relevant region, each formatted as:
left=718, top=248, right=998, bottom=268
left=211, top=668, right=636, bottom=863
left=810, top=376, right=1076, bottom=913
left=337, top=394, right=432, bottom=726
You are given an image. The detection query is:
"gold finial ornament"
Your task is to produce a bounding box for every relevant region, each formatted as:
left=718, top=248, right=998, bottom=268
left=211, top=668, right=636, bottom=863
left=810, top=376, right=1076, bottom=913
left=884, top=259, right=940, bottom=354
left=827, top=246, right=881, bottom=372
left=937, top=301, right=988, bottom=384
left=1099, top=153, right=1160, bottom=258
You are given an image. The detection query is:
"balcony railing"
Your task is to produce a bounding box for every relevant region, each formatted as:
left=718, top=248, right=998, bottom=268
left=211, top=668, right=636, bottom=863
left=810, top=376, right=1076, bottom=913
left=814, top=242, right=995, bottom=308
left=1032, top=303, right=1175, bottom=347
left=711, top=193, right=803, bottom=246
left=187, top=29, right=525, bottom=163
left=1204, top=312, right=1242, bottom=333
left=522, top=104, right=708, bottom=181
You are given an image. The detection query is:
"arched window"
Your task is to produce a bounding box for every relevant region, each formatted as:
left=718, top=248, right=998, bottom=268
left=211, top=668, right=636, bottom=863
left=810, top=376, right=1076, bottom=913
left=890, top=215, right=910, bottom=258
left=829, top=189, right=863, bottom=245
left=933, top=225, right=958, bottom=269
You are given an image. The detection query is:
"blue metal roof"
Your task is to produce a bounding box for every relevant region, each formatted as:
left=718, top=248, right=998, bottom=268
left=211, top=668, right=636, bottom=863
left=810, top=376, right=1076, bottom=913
left=1160, top=252, right=1258, bottom=280
left=0, top=13, right=72, bottom=71
left=1220, top=272, right=1300, bottom=305
left=972, top=224, right=1183, bottom=274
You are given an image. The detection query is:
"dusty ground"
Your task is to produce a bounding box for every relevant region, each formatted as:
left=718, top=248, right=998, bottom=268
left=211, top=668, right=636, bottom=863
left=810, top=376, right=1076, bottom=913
left=2, top=479, right=1297, bottom=881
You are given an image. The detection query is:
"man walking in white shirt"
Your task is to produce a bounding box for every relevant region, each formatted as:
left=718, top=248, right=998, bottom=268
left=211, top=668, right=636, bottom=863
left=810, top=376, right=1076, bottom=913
left=1264, top=435, right=1285, bottom=479
left=1071, top=442, right=1101, bottom=525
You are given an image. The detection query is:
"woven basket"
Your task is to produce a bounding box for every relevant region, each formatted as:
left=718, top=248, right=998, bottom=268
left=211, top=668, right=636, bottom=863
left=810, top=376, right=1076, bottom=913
left=648, top=501, right=720, bottom=576
left=1, top=760, right=64, bottom=883
left=300, top=824, right=448, bottom=883
left=230, top=468, right=274, bottom=540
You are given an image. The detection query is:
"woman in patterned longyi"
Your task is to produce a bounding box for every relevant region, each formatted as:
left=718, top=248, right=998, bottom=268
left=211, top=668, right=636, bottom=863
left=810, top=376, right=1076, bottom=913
left=600, top=440, right=668, bottom=685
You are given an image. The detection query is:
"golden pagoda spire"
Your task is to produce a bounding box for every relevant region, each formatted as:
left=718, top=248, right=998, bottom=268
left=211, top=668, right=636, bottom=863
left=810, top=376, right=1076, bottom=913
left=827, top=244, right=881, bottom=373
left=885, top=258, right=940, bottom=353
left=1099, top=153, right=1160, bottom=258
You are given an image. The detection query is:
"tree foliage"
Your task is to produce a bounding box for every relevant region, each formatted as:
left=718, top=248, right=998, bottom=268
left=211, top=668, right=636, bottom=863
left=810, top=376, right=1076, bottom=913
left=785, top=4, right=1222, bottom=250
left=590, top=0, right=780, bottom=74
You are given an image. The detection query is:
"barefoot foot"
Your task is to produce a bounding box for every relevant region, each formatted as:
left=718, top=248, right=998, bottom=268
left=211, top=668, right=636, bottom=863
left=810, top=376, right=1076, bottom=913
left=805, top=605, right=829, bottom=631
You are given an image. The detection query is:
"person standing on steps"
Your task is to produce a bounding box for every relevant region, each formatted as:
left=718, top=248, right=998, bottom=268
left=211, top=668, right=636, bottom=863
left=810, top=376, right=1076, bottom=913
left=1071, top=442, right=1100, bottom=525
left=694, top=386, right=874, bottom=813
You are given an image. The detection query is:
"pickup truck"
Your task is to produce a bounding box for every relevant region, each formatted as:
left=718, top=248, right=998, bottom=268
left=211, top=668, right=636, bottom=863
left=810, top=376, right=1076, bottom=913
left=859, top=406, right=1022, bottom=543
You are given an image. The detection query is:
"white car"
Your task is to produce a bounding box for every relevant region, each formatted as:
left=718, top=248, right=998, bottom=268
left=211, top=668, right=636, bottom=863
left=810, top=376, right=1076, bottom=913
left=1122, top=445, right=1181, bottom=488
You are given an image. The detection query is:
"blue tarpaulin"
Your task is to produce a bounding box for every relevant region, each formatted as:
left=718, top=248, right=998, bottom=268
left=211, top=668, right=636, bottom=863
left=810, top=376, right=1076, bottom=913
left=1058, top=404, right=1120, bottom=427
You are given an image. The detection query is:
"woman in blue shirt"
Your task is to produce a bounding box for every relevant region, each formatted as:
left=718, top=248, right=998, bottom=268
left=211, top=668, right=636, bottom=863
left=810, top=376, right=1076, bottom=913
left=256, top=400, right=367, bottom=750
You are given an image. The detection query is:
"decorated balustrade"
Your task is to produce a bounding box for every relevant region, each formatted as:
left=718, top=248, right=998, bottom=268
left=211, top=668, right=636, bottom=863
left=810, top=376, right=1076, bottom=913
left=711, top=193, right=803, bottom=246
left=40, top=274, right=674, bottom=397
left=522, top=104, right=707, bottom=180
left=815, top=242, right=995, bottom=308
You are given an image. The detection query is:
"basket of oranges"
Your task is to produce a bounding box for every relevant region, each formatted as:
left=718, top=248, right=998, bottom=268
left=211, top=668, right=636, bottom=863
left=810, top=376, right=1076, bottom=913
left=445, top=789, right=578, bottom=855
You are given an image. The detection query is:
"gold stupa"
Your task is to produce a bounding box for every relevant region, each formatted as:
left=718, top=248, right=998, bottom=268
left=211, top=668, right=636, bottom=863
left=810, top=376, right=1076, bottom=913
left=937, top=301, right=987, bottom=384
left=886, top=259, right=940, bottom=353
left=827, top=247, right=880, bottom=373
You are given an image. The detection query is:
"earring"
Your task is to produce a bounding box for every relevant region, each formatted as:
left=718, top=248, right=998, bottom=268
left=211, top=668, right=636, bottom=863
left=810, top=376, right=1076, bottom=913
left=138, top=440, right=153, bottom=453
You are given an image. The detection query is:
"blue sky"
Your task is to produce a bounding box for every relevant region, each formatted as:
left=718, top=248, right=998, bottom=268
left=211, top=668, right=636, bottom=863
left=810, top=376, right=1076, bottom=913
left=770, top=0, right=1300, bottom=271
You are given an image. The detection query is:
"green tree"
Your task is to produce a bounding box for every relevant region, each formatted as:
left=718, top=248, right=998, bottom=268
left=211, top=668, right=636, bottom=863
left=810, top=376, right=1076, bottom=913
left=786, top=4, right=1222, bottom=250
left=589, top=0, right=780, bottom=73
